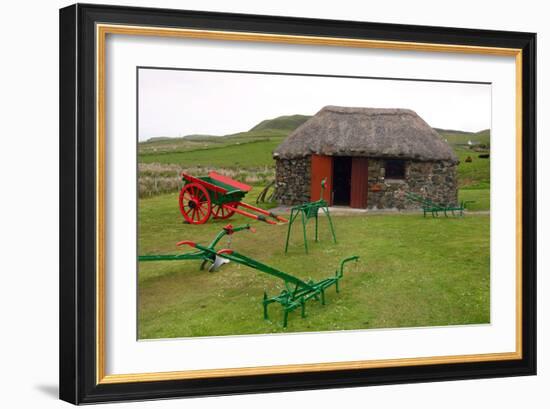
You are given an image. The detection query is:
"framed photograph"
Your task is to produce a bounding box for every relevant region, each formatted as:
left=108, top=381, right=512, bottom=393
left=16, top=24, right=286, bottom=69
left=59, top=3, right=536, bottom=404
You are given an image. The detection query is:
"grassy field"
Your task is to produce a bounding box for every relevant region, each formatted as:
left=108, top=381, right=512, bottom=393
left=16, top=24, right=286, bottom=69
left=459, top=189, right=490, bottom=211
left=438, top=129, right=490, bottom=190
left=139, top=138, right=285, bottom=167
left=435, top=128, right=490, bottom=146
left=138, top=192, right=490, bottom=339
left=137, top=115, right=310, bottom=165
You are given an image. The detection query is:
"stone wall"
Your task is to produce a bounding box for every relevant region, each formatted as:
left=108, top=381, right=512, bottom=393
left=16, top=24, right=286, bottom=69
left=274, top=157, right=311, bottom=205
left=274, top=156, right=458, bottom=209
left=366, top=158, right=458, bottom=209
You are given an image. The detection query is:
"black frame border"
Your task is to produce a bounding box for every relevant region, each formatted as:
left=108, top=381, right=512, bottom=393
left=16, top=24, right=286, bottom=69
left=59, top=3, right=536, bottom=404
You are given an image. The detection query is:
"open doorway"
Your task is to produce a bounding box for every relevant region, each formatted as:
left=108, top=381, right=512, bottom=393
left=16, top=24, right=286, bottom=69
left=332, top=156, right=352, bottom=205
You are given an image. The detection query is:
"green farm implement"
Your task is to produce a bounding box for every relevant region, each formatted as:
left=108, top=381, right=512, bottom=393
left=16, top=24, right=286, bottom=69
left=285, top=178, right=336, bottom=253
left=179, top=171, right=288, bottom=225
left=406, top=192, right=474, bottom=217
left=138, top=224, right=255, bottom=272
left=178, top=241, right=358, bottom=327
left=139, top=225, right=359, bottom=327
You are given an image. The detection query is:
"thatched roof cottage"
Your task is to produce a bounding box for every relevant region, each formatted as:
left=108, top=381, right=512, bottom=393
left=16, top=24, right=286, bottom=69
left=273, top=106, right=459, bottom=209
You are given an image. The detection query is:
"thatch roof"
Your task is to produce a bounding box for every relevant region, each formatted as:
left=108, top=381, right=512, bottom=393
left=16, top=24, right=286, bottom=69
left=273, top=106, right=458, bottom=163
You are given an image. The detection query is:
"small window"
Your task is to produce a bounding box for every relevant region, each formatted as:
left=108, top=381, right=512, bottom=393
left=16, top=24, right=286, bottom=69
left=385, top=160, right=406, bottom=179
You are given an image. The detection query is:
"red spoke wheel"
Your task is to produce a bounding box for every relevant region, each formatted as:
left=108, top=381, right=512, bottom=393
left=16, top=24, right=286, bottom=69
left=212, top=202, right=238, bottom=220
left=179, top=183, right=212, bottom=224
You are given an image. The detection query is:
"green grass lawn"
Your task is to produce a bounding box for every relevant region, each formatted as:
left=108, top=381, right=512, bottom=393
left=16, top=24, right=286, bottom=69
left=454, top=146, right=490, bottom=189
left=459, top=189, right=490, bottom=211
left=138, top=192, right=490, bottom=339
left=139, top=138, right=285, bottom=167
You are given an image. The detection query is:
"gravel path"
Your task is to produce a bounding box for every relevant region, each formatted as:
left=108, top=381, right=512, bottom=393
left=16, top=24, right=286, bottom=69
left=270, top=205, right=490, bottom=216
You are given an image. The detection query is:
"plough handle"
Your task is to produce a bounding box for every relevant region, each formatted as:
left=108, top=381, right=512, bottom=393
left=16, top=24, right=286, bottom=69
left=176, top=240, right=196, bottom=248
left=223, top=224, right=255, bottom=234
left=337, top=256, right=359, bottom=278
left=207, top=224, right=255, bottom=249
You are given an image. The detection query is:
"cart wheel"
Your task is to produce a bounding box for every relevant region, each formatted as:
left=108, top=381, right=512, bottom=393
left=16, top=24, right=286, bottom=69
left=212, top=202, right=238, bottom=220
left=179, top=183, right=212, bottom=224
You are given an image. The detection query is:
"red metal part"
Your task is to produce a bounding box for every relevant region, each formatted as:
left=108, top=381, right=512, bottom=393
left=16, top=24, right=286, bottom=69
left=223, top=204, right=277, bottom=225
left=212, top=202, right=238, bottom=219
left=217, top=248, right=234, bottom=256
left=179, top=183, right=212, bottom=224
left=208, top=171, right=252, bottom=192
left=176, top=240, right=196, bottom=248
left=237, top=202, right=288, bottom=223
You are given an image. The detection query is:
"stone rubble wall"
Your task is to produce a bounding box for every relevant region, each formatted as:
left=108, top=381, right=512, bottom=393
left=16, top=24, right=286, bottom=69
left=366, top=159, right=458, bottom=210
left=274, top=156, right=458, bottom=209
left=274, top=157, right=311, bottom=205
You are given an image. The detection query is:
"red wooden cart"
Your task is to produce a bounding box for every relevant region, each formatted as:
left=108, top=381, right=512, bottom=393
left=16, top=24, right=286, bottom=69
left=178, top=171, right=287, bottom=225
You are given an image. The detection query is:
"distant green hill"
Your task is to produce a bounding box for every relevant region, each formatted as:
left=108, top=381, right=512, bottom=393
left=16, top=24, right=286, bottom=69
left=434, top=128, right=472, bottom=136
left=139, top=114, right=310, bottom=159
left=435, top=129, right=491, bottom=190
left=474, top=129, right=490, bottom=139
left=249, top=114, right=311, bottom=132
left=142, top=136, right=176, bottom=143
left=436, top=128, right=490, bottom=147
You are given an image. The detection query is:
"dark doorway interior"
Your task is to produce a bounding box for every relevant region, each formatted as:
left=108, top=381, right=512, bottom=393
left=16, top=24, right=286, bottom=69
left=332, top=156, right=352, bottom=205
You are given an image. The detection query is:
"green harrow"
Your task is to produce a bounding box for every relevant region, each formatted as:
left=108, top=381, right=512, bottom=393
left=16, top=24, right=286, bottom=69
left=405, top=192, right=475, bottom=217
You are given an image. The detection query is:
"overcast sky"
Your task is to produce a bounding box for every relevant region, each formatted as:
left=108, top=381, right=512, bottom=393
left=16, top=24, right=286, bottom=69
left=138, top=68, right=491, bottom=141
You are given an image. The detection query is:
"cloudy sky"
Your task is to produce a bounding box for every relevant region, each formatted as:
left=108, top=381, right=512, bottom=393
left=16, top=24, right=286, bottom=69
left=138, top=68, right=491, bottom=141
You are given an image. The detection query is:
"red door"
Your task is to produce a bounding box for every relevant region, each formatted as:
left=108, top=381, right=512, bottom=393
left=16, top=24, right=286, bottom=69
left=350, top=157, right=368, bottom=208
left=311, top=155, right=333, bottom=204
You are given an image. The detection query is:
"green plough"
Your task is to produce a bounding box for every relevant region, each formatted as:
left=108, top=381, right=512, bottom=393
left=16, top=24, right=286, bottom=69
left=139, top=224, right=359, bottom=327
left=138, top=224, right=255, bottom=272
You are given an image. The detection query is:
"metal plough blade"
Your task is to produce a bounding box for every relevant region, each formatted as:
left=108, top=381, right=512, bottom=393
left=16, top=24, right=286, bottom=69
left=208, top=255, right=230, bottom=272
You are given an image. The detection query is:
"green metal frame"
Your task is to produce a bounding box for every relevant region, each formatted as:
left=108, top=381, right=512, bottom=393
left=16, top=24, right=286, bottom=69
left=405, top=192, right=475, bottom=217
left=139, top=217, right=358, bottom=327
left=285, top=179, right=336, bottom=253
left=185, top=243, right=359, bottom=327
left=138, top=224, right=253, bottom=271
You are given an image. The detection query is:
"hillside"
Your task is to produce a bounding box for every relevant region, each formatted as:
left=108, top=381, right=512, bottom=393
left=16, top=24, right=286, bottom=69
left=436, top=128, right=490, bottom=146
left=249, top=114, right=311, bottom=132
left=139, top=114, right=309, bottom=161
left=437, top=129, right=491, bottom=190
